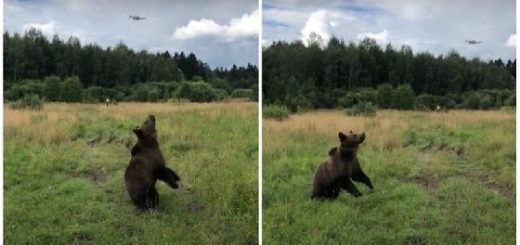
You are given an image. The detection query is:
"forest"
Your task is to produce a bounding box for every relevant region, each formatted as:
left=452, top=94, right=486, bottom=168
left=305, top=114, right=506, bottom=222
left=4, top=30, right=258, bottom=103
left=263, top=37, right=516, bottom=111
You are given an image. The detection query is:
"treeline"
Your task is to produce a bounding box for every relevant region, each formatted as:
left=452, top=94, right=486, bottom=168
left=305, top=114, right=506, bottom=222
left=4, top=30, right=258, bottom=102
left=263, top=37, right=516, bottom=110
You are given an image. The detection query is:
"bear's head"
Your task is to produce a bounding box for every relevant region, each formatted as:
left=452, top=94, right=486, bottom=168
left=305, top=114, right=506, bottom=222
left=338, top=131, right=365, bottom=159
left=133, top=115, right=157, bottom=143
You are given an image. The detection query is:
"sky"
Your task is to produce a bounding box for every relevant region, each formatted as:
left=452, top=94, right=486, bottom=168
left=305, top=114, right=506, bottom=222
left=263, top=0, right=516, bottom=61
left=4, top=0, right=259, bottom=68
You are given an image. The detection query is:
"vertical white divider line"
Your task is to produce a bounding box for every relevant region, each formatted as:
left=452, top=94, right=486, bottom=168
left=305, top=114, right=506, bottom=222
left=257, top=0, right=263, bottom=244
left=515, top=2, right=520, bottom=244
left=0, top=0, right=4, bottom=243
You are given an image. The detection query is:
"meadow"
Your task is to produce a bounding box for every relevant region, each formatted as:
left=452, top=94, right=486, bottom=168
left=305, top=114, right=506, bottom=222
left=4, top=101, right=258, bottom=244
left=263, top=109, right=515, bottom=244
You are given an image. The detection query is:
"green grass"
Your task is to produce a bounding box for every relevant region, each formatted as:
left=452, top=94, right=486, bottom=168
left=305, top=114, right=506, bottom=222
left=263, top=110, right=515, bottom=245
left=5, top=102, right=258, bottom=244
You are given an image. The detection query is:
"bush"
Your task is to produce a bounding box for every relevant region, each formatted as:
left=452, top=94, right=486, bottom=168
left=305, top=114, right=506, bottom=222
left=176, top=81, right=217, bottom=102
left=231, top=88, right=254, bottom=98
left=393, top=84, right=415, bottom=110
left=43, top=75, right=62, bottom=101
left=10, top=94, right=44, bottom=111
left=263, top=104, right=290, bottom=120
left=338, top=92, right=358, bottom=108
left=133, top=85, right=150, bottom=102
left=339, top=88, right=378, bottom=108
left=61, top=76, right=84, bottom=102
left=463, top=92, right=481, bottom=109
left=504, top=93, right=515, bottom=107
left=345, top=101, right=377, bottom=117
left=479, top=94, right=493, bottom=110
left=5, top=80, right=45, bottom=101
left=376, top=83, right=393, bottom=108
left=213, top=88, right=229, bottom=101
left=416, top=93, right=437, bottom=110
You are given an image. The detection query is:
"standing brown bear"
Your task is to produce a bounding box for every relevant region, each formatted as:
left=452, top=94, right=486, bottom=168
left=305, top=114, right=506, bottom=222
left=125, top=115, right=180, bottom=210
left=311, top=131, right=373, bottom=199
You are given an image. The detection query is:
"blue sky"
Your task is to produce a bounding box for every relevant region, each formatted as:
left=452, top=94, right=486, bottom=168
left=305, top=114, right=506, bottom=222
left=4, top=0, right=259, bottom=68
left=263, top=0, right=516, bottom=61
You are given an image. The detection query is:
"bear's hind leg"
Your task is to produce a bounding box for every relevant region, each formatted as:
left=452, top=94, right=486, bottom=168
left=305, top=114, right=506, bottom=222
left=145, top=186, right=159, bottom=209
left=130, top=190, right=148, bottom=210
left=327, top=186, right=340, bottom=199
left=311, top=188, right=326, bottom=200
left=155, top=167, right=180, bottom=189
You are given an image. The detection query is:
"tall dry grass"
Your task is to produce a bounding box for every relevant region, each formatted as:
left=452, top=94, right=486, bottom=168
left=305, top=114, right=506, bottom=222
left=4, top=101, right=257, bottom=145
left=263, top=109, right=515, bottom=152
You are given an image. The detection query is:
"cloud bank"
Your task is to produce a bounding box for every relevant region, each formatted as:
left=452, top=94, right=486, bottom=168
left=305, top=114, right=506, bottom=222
left=5, top=0, right=258, bottom=68
left=263, top=0, right=516, bottom=60
left=173, top=10, right=259, bottom=42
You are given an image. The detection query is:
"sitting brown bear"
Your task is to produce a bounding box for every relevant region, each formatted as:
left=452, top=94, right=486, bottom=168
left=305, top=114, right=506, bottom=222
left=125, top=115, right=180, bottom=210
left=311, top=131, right=373, bottom=199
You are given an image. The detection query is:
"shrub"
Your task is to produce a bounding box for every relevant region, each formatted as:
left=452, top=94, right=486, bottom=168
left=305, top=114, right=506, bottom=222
left=61, top=76, right=84, bottom=102
left=393, top=84, right=415, bottom=110
left=463, top=92, right=481, bottom=109
left=10, top=94, right=44, bottom=111
left=231, top=88, right=254, bottom=98
left=43, top=75, right=62, bottom=101
left=345, top=101, right=377, bottom=117
left=213, top=88, right=229, bottom=101
left=148, top=88, right=160, bottom=102
left=339, top=88, right=378, bottom=108
left=479, top=94, right=493, bottom=110
left=338, top=92, right=358, bottom=108
left=5, top=80, right=45, bottom=101
left=376, top=83, right=394, bottom=108
left=133, top=85, right=150, bottom=102
left=504, top=93, right=515, bottom=107
left=263, top=104, right=290, bottom=121
left=416, top=93, right=437, bottom=110
left=176, top=81, right=217, bottom=102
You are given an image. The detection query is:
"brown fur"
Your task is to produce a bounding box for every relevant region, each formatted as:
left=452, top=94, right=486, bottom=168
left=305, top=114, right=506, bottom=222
left=124, top=115, right=180, bottom=210
left=311, top=131, right=373, bottom=199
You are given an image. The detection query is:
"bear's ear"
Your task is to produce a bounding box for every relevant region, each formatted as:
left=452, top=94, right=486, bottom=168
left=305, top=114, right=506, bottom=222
left=338, top=132, right=347, bottom=142
left=358, top=132, right=366, bottom=143
left=133, top=127, right=143, bottom=138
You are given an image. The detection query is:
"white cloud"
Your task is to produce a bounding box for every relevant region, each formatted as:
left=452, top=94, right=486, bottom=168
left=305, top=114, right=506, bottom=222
left=505, top=34, right=516, bottom=47
left=172, top=10, right=259, bottom=41
left=300, top=10, right=332, bottom=47
left=172, top=19, right=226, bottom=40
left=226, top=10, right=259, bottom=39
left=22, top=21, right=55, bottom=37
left=357, top=30, right=389, bottom=43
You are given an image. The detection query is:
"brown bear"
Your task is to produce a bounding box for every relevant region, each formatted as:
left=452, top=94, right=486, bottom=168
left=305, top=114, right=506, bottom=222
left=124, top=115, right=180, bottom=210
left=311, top=131, right=373, bottom=199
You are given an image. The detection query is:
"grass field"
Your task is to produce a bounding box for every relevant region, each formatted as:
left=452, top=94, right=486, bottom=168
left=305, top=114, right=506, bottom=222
left=4, top=101, right=258, bottom=244
left=263, top=109, right=515, bottom=244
